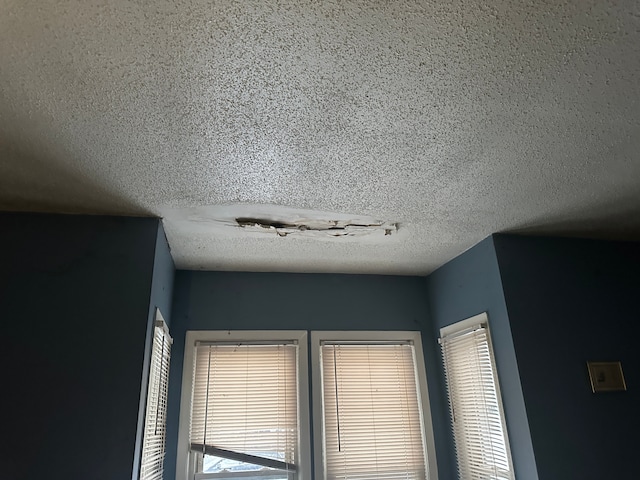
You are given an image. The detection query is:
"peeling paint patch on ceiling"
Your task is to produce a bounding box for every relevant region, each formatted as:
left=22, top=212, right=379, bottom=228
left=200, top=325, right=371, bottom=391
left=235, top=216, right=397, bottom=238
left=159, top=204, right=400, bottom=242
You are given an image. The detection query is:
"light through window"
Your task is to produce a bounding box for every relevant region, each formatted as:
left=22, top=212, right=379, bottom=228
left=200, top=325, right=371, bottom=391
left=320, top=342, right=428, bottom=480
left=177, top=331, right=437, bottom=480
left=311, top=331, right=437, bottom=480
left=439, top=313, right=514, bottom=480
left=177, top=331, right=310, bottom=480
left=140, top=312, right=172, bottom=480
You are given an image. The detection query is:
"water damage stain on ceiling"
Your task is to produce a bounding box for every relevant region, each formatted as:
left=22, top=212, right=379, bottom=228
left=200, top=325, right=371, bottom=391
left=235, top=216, right=397, bottom=238
left=159, top=204, right=399, bottom=241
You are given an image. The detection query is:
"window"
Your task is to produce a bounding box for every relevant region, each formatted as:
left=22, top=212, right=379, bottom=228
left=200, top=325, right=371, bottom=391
left=176, top=331, right=311, bottom=480
left=439, top=313, right=514, bottom=480
left=140, top=311, right=172, bottom=480
left=177, top=331, right=437, bottom=480
left=311, top=331, right=438, bottom=480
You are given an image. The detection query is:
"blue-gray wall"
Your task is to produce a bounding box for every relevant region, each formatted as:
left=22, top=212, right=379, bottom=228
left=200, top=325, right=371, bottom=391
left=426, top=237, right=538, bottom=480
left=0, top=213, right=169, bottom=480
left=494, top=235, right=640, bottom=480
left=7, top=212, right=638, bottom=480
left=133, top=223, right=176, bottom=479
left=164, top=271, right=447, bottom=480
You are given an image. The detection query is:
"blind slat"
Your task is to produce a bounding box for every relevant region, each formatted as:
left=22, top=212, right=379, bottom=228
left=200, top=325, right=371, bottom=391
left=321, top=344, right=428, bottom=480
left=440, top=323, right=514, bottom=480
left=140, top=320, right=172, bottom=480
left=190, top=344, right=299, bottom=468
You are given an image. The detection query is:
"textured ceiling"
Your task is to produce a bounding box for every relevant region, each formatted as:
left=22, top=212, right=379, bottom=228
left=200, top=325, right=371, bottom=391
left=1, top=0, right=639, bottom=275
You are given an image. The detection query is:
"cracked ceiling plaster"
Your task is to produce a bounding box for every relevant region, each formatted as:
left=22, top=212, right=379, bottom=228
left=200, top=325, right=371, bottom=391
left=1, top=0, right=639, bottom=275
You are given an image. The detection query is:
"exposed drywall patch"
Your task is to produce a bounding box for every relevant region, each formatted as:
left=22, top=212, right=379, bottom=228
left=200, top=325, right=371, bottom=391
left=235, top=216, right=397, bottom=238
left=158, top=204, right=400, bottom=242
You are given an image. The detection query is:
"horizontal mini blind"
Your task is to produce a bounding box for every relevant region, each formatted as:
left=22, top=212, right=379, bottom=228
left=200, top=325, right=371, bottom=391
left=190, top=343, right=298, bottom=469
left=321, top=343, right=428, bottom=480
left=440, top=323, right=513, bottom=480
left=140, top=318, right=172, bottom=480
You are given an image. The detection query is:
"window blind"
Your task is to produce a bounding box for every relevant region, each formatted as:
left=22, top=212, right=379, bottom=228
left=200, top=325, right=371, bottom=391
left=140, top=318, right=172, bottom=480
left=190, top=343, right=299, bottom=471
left=440, top=323, right=514, bottom=480
left=320, top=343, right=428, bottom=480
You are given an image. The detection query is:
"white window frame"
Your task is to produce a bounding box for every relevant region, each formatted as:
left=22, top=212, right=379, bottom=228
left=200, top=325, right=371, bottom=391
left=439, top=312, right=514, bottom=480
left=310, top=331, right=439, bottom=480
left=176, top=331, right=311, bottom=480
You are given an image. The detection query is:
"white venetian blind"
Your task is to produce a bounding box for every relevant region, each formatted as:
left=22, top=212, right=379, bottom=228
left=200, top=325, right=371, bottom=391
left=190, top=343, right=298, bottom=468
left=140, top=318, right=172, bottom=480
left=440, top=322, right=514, bottom=480
left=321, top=343, right=428, bottom=480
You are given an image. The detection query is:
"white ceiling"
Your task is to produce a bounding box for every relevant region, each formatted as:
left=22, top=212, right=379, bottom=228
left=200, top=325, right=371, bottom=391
left=1, top=0, right=639, bottom=275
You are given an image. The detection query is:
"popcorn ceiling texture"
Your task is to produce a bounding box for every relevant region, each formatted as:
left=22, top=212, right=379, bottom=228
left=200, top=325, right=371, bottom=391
left=1, top=0, right=639, bottom=274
